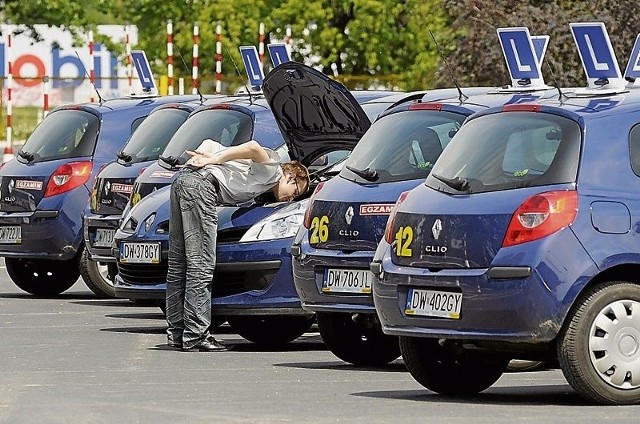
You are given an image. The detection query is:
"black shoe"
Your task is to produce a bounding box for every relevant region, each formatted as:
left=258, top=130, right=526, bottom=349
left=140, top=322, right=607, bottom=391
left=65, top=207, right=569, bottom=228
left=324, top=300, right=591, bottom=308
left=167, top=341, right=182, bottom=350
left=182, top=338, right=227, bottom=352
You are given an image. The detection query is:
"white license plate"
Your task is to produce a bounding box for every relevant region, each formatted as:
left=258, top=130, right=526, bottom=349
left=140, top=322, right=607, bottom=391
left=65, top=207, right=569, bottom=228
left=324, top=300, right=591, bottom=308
left=119, top=242, right=160, bottom=264
left=94, top=228, right=115, bottom=248
left=0, top=225, right=21, bottom=244
left=322, top=268, right=373, bottom=294
left=405, top=288, right=462, bottom=319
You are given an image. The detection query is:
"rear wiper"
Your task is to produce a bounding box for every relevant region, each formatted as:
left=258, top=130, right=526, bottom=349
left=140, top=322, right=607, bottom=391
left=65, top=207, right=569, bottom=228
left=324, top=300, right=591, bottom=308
left=159, top=155, right=182, bottom=167
left=18, top=150, right=34, bottom=162
left=346, top=165, right=379, bottom=182
left=432, top=173, right=469, bottom=192
left=116, top=151, right=132, bottom=162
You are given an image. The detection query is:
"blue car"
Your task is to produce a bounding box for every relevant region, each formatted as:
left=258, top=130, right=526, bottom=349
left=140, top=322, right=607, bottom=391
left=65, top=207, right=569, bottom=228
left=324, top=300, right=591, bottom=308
left=112, top=62, right=398, bottom=346
left=371, top=25, right=640, bottom=405
left=82, top=100, right=204, bottom=298
left=0, top=95, right=195, bottom=296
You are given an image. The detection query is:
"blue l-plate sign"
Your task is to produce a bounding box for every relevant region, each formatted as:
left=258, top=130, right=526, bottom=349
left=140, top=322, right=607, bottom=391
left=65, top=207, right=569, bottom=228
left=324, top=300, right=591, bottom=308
left=131, top=50, right=156, bottom=92
left=239, top=45, right=265, bottom=88
left=267, top=43, right=291, bottom=67
left=531, top=35, right=549, bottom=64
left=497, top=27, right=541, bottom=81
left=624, top=34, right=640, bottom=80
left=570, top=22, right=621, bottom=80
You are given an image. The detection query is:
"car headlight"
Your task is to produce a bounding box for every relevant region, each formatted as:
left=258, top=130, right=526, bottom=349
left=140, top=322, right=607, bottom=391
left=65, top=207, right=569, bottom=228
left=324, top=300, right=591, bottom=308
left=239, top=199, right=309, bottom=242
left=144, top=213, right=156, bottom=232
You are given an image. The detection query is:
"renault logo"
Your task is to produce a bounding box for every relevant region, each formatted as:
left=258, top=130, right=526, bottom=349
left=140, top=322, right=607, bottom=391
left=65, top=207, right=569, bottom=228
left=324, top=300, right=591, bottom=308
left=432, top=219, right=442, bottom=240
left=345, top=206, right=354, bottom=225
left=104, top=181, right=111, bottom=196
left=8, top=179, right=15, bottom=194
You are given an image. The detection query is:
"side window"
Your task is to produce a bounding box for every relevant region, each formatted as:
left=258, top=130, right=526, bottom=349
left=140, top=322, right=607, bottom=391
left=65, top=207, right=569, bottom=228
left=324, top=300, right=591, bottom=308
left=630, top=124, right=640, bottom=176
left=131, top=116, right=146, bottom=134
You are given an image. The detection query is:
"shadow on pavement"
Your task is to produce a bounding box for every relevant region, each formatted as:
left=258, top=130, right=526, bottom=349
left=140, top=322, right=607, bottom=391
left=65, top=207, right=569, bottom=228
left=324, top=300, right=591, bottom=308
left=352, top=384, right=587, bottom=406
left=275, top=359, right=406, bottom=373
left=71, top=299, right=156, bottom=308
left=0, top=291, right=97, bottom=300
left=100, top=325, right=166, bottom=335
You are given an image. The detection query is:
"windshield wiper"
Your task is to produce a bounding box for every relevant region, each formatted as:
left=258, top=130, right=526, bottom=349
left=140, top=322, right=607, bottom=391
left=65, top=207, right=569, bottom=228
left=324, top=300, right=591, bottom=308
left=159, top=155, right=182, bottom=167
left=432, top=173, right=469, bottom=192
left=116, top=151, right=132, bottom=162
left=346, top=165, right=379, bottom=182
left=18, top=150, right=34, bottom=162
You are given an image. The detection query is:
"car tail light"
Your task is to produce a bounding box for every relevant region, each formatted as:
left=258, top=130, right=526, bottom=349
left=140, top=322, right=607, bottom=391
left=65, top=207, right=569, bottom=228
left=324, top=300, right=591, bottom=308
left=44, top=161, right=93, bottom=197
left=303, top=182, right=325, bottom=229
left=502, top=190, right=578, bottom=247
left=383, top=191, right=410, bottom=244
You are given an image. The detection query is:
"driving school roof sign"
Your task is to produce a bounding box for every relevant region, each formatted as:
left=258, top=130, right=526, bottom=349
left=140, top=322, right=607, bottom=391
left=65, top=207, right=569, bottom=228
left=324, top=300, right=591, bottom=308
left=497, top=27, right=550, bottom=91
left=570, top=22, right=626, bottom=94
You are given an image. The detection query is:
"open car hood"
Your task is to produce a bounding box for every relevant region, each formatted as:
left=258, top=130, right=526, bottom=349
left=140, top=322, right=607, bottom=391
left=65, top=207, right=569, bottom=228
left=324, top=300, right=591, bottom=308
left=262, top=62, right=371, bottom=166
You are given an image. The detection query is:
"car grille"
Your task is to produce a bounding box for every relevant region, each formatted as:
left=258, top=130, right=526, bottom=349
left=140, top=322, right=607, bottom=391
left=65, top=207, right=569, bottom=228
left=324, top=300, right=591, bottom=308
left=117, top=263, right=278, bottom=297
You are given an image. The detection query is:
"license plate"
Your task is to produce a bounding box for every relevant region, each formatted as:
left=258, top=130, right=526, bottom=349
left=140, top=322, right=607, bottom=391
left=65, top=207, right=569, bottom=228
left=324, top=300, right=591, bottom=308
left=119, top=242, right=160, bottom=264
left=322, top=268, right=373, bottom=294
left=0, top=225, right=21, bottom=244
left=405, top=288, right=462, bottom=319
left=94, top=228, right=115, bottom=248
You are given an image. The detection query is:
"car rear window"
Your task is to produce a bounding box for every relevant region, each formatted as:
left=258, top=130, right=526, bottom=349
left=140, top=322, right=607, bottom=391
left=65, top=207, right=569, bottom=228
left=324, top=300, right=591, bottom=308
left=340, top=110, right=465, bottom=183
left=426, top=112, right=581, bottom=194
left=19, top=110, right=99, bottom=163
left=121, top=108, right=191, bottom=163
left=161, top=109, right=253, bottom=160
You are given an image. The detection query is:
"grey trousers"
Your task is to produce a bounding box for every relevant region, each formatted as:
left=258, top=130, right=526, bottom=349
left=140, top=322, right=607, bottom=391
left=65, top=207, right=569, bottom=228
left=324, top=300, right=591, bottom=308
left=166, top=168, right=218, bottom=348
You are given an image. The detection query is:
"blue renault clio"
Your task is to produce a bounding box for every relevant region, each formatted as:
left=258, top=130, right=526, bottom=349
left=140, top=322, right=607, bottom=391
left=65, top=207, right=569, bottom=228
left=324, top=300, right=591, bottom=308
left=82, top=99, right=205, bottom=297
left=371, top=23, right=640, bottom=404
left=289, top=28, right=568, bottom=366
left=112, top=62, right=398, bottom=346
left=0, top=94, right=195, bottom=296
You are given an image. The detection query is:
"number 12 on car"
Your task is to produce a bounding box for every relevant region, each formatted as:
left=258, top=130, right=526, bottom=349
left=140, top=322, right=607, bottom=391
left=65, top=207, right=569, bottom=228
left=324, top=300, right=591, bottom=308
left=395, top=226, right=413, bottom=257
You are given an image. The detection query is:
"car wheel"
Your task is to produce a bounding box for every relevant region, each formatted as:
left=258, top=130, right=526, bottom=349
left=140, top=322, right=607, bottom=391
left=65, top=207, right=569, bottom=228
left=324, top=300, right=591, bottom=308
left=558, top=281, right=640, bottom=405
left=400, top=336, right=509, bottom=395
left=6, top=256, right=80, bottom=296
left=316, top=312, right=400, bottom=366
left=506, top=360, right=547, bottom=372
left=227, top=315, right=314, bottom=347
left=79, top=248, right=116, bottom=298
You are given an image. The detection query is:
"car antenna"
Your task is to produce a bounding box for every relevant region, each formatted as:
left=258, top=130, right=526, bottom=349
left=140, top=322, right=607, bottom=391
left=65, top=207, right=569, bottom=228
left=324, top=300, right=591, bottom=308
left=175, top=48, right=205, bottom=104
left=223, top=43, right=255, bottom=105
left=429, top=29, right=468, bottom=103
left=545, top=60, right=566, bottom=102
left=75, top=51, right=104, bottom=105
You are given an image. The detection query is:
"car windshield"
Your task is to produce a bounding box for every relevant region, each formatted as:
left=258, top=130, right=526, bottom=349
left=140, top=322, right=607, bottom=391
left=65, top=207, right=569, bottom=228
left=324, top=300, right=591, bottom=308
left=19, top=109, right=99, bottom=163
left=340, top=110, right=465, bottom=183
left=160, top=109, right=253, bottom=164
left=121, top=108, right=191, bottom=163
left=426, top=112, right=581, bottom=194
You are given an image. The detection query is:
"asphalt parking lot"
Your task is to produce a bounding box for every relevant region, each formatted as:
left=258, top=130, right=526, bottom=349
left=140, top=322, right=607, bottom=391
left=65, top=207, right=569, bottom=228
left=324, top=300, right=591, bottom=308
left=0, top=260, right=638, bottom=423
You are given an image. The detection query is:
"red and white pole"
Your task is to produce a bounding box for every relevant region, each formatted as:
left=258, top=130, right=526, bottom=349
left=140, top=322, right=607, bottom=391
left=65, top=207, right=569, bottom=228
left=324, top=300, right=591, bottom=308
left=215, top=23, right=222, bottom=94
left=43, top=76, right=50, bottom=118
left=88, top=27, right=95, bottom=102
left=285, top=25, right=292, bottom=55
left=6, top=24, right=13, bottom=157
left=192, top=22, right=199, bottom=94
left=125, top=24, right=132, bottom=92
left=167, top=20, right=174, bottom=95
left=258, top=22, right=265, bottom=66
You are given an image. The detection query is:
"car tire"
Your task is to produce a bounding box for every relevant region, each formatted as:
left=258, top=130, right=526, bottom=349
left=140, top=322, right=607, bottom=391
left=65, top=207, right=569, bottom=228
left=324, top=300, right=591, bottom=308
left=79, top=248, right=116, bottom=298
left=400, top=336, right=509, bottom=395
left=227, top=315, right=314, bottom=347
left=506, top=360, right=547, bottom=372
left=316, top=312, right=400, bottom=366
left=558, top=281, right=640, bottom=405
left=6, top=256, right=80, bottom=296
